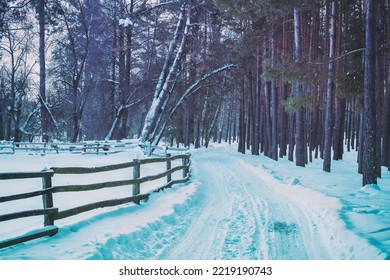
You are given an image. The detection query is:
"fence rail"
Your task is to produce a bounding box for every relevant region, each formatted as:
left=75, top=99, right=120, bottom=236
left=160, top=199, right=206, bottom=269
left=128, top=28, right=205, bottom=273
left=0, top=152, right=191, bottom=249
left=0, top=140, right=188, bottom=156
left=1, top=141, right=119, bottom=154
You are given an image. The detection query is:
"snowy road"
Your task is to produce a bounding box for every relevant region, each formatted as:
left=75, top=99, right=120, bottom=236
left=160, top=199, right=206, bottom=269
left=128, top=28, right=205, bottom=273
left=167, top=151, right=310, bottom=259
left=0, top=145, right=385, bottom=259
left=163, top=148, right=383, bottom=260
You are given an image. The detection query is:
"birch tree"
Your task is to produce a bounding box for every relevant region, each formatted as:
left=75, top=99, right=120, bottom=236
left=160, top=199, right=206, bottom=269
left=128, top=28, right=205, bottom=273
left=140, top=2, right=191, bottom=144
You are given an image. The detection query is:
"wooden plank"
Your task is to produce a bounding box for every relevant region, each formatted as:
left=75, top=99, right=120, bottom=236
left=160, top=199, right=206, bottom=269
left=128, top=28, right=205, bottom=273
left=137, top=165, right=186, bottom=184
left=0, top=170, right=54, bottom=180
left=139, top=154, right=189, bottom=164
left=165, top=147, right=188, bottom=152
left=0, top=188, right=53, bottom=203
left=50, top=154, right=188, bottom=175
left=51, top=161, right=136, bottom=174
left=138, top=144, right=188, bottom=152
left=0, top=145, right=13, bottom=149
left=0, top=208, right=58, bottom=222
left=0, top=226, right=58, bottom=249
left=166, top=154, right=172, bottom=183
left=53, top=178, right=136, bottom=193
left=53, top=166, right=187, bottom=193
left=54, top=194, right=150, bottom=220
left=42, top=171, right=54, bottom=226
left=133, top=159, right=141, bottom=196
left=169, top=154, right=190, bottom=161
left=138, top=157, right=170, bottom=164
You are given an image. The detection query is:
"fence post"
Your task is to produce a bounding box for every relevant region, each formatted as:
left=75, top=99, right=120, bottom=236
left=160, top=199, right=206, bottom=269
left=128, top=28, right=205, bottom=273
left=182, top=155, right=188, bottom=179
left=133, top=159, right=141, bottom=197
left=147, top=141, right=152, bottom=156
left=41, top=168, right=54, bottom=226
left=166, top=153, right=172, bottom=183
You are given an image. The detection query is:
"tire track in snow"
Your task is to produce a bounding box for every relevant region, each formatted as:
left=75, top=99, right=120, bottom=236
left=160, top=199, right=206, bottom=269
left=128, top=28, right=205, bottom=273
left=213, top=162, right=260, bottom=259
left=166, top=159, right=260, bottom=259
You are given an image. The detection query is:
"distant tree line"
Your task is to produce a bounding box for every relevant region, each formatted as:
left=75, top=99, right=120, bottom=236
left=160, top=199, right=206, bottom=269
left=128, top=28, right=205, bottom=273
left=0, top=0, right=389, bottom=186
left=215, top=0, right=389, bottom=186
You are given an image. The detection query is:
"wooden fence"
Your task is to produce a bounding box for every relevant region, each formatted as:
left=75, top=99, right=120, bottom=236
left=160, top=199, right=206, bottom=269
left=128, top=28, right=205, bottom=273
left=0, top=153, right=191, bottom=249
left=0, top=140, right=139, bottom=155
left=0, top=140, right=189, bottom=156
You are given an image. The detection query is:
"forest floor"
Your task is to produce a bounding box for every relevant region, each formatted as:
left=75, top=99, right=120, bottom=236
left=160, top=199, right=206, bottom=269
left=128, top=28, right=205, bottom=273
left=0, top=143, right=389, bottom=259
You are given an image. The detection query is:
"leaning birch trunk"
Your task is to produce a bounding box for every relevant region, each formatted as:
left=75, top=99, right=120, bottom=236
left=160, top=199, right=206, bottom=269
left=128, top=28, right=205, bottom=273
left=204, top=103, right=222, bottom=148
left=153, top=64, right=237, bottom=146
left=140, top=3, right=190, bottom=144
left=105, top=96, right=145, bottom=141
left=105, top=105, right=124, bottom=141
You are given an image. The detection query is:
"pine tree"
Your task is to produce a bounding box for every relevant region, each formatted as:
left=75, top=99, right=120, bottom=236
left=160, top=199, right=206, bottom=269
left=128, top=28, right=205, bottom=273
left=323, top=0, right=336, bottom=172
left=362, top=0, right=377, bottom=186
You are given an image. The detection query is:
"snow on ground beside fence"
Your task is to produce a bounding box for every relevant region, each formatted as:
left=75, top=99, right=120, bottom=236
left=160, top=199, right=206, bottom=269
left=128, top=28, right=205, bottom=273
left=0, top=145, right=185, bottom=242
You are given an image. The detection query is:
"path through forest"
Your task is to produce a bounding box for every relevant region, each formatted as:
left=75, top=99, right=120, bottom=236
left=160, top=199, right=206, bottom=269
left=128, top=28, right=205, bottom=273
left=0, top=146, right=384, bottom=260
left=165, top=149, right=365, bottom=259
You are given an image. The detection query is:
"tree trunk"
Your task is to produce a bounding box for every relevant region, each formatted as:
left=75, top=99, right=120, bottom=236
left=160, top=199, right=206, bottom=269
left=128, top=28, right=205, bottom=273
left=38, top=0, right=49, bottom=142
left=271, top=36, right=278, bottom=161
left=253, top=50, right=261, bottom=155
left=362, top=0, right=377, bottom=186
left=323, top=0, right=336, bottom=172
left=118, top=1, right=134, bottom=139
left=140, top=4, right=190, bottom=143
left=384, top=63, right=390, bottom=167
left=293, top=8, right=305, bottom=167
left=279, top=16, right=289, bottom=158
left=382, top=0, right=390, bottom=167
left=264, top=81, right=271, bottom=157
left=374, top=1, right=382, bottom=177
left=183, top=102, right=190, bottom=148
left=238, top=77, right=246, bottom=154
left=358, top=112, right=364, bottom=174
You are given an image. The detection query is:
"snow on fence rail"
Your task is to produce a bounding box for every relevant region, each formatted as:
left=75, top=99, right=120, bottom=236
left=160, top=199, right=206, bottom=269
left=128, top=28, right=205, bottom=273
left=0, top=140, right=188, bottom=156
left=0, top=140, right=139, bottom=155
left=0, top=153, right=191, bottom=249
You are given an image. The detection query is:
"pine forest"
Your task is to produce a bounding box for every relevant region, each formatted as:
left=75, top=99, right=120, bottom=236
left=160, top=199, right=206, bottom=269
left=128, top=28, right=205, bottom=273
left=1, top=0, right=389, bottom=187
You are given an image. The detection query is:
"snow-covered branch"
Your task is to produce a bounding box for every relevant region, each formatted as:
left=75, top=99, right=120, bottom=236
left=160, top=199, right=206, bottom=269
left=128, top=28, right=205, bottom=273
left=37, top=93, right=61, bottom=135
left=153, top=63, right=237, bottom=146
left=169, top=64, right=237, bottom=119
left=105, top=92, right=146, bottom=141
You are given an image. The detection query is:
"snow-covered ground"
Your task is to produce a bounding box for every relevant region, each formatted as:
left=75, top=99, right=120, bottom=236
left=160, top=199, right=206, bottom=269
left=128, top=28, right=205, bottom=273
left=0, top=143, right=389, bottom=259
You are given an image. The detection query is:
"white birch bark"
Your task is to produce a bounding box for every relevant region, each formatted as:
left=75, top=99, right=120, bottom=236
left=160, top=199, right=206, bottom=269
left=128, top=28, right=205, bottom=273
left=140, top=3, right=189, bottom=143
